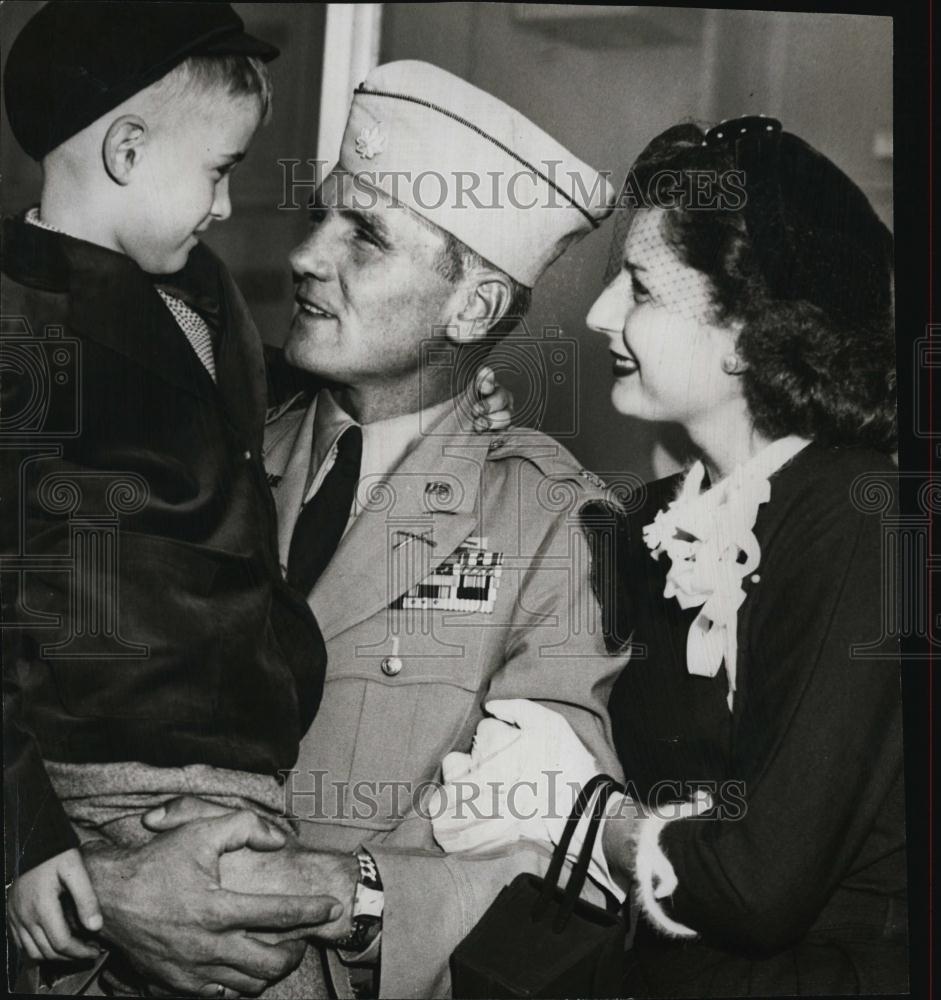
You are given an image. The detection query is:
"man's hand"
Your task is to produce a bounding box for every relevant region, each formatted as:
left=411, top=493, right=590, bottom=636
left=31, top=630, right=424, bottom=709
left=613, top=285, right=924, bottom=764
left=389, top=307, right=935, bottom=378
left=144, top=797, right=360, bottom=946
left=83, top=810, right=342, bottom=996
left=219, top=845, right=359, bottom=945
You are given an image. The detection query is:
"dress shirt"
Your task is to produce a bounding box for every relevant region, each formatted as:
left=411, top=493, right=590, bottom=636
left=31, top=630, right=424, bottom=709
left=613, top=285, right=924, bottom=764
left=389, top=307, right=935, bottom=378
left=305, top=389, right=454, bottom=534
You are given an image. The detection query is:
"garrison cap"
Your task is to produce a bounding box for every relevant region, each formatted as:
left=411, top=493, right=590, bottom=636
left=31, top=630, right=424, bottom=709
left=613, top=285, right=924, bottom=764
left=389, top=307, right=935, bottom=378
left=338, top=60, right=616, bottom=287
left=4, top=1, right=278, bottom=161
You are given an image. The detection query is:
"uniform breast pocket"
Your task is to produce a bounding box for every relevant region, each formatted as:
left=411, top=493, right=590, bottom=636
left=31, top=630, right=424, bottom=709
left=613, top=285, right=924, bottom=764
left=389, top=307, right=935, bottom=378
left=306, top=613, right=495, bottom=827
left=34, top=533, right=264, bottom=723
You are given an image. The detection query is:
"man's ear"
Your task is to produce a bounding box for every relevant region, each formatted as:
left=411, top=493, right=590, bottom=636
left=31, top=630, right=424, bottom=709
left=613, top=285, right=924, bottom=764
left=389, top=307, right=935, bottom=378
left=102, top=115, right=147, bottom=185
left=447, top=275, right=513, bottom=343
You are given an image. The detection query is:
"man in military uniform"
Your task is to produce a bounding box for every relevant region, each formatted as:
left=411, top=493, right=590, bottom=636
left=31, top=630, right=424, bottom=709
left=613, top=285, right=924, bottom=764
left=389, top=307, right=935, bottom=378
left=264, top=59, right=625, bottom=997
left=93, top=61, right=626, bottom=998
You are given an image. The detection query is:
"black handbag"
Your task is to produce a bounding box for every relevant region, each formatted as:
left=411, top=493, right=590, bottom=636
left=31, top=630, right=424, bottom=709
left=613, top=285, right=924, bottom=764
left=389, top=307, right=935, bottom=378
left=451, top=773, right=626, bottom=998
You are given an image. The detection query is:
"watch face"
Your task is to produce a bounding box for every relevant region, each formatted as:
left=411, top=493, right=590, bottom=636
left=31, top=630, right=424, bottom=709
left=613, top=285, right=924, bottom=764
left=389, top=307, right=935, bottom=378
left=354, top=883, right=385, bottom=919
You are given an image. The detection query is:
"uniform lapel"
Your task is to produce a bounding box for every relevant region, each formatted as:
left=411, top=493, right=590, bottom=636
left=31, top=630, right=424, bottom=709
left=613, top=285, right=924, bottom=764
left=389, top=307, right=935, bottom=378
left=310, top=403, right=485, bottom=642
left=263, top=399, right=319, bottom=569
left=182, top=245, right=267, bottom=449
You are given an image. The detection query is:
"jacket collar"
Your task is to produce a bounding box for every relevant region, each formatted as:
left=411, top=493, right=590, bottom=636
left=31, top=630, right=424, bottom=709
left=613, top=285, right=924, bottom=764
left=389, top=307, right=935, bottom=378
left=2, top=212, right=222, bottom=403
left=309, top=398, right=488, bottom=640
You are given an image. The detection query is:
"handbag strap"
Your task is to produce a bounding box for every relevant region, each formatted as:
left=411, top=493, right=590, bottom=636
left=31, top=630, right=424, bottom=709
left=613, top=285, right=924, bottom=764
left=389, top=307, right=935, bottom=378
left=541, top=773, right=613, bottom=892
left=556, top=780, right=618, bottom=930
left=536, top=773, right=621, bottom=925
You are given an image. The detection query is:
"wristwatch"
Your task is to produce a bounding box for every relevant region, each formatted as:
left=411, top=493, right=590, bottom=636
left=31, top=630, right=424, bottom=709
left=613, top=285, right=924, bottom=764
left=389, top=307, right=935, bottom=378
left=336, top=849, right=384, bottom=953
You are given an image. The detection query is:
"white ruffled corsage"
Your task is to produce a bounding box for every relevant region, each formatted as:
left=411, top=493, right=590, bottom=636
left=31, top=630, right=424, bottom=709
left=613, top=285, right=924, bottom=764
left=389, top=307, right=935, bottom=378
left=643, top=436, right=810, bottom=709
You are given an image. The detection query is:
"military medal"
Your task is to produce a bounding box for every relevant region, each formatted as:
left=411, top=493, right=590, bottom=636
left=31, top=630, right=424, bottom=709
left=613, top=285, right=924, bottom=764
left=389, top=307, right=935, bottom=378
left=393, top=537, right=503, bottom=613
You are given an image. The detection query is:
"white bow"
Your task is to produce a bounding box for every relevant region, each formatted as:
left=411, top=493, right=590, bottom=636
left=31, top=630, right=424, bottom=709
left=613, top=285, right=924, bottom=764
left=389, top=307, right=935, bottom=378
left=643, top=437, right=810, bottom=709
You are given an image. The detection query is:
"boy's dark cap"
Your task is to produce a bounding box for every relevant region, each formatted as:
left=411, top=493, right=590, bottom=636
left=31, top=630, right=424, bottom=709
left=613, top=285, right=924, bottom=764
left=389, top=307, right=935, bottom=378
left=4, top=1, right=279, bottom=161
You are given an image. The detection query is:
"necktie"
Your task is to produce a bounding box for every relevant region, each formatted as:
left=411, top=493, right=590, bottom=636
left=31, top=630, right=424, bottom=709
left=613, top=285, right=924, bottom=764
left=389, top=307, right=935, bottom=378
left=287, top=424, right=363, bottom=595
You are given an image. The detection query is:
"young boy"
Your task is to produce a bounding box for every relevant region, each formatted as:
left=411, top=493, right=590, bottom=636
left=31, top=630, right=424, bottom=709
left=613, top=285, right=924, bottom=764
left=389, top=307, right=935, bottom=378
left=1, top=1, right=331, bottom=974
left=2, top=5, right=509, bottom=981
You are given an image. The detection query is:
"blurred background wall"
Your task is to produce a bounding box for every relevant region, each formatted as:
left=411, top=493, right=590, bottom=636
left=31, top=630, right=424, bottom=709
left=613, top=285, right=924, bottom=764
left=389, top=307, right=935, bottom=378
left=1, top=3, right=892, bottom=481
left=378, top=4, right=892, bottom=479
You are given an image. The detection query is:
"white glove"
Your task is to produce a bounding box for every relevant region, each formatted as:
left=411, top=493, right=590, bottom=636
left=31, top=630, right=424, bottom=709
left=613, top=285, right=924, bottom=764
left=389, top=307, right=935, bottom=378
left=430, top=700, right=623, bottom=896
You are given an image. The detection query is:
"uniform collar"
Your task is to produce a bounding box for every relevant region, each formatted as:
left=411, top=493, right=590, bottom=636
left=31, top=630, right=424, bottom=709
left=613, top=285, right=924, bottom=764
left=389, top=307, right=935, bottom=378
left=310, top=388, right=455, bottom=492
left=310, top=390, right=356, bottom=482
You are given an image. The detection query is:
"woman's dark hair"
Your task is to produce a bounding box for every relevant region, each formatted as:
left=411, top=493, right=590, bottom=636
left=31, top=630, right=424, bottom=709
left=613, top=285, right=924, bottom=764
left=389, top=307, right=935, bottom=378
left=622, top=122, right=896, bottom=452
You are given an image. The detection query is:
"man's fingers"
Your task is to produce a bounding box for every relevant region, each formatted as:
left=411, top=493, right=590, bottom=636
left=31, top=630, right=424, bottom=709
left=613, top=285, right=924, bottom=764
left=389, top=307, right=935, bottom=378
left=224, top=934, right=308, bottom=984
left=197, top=966, right=269, bottom=998
left=143, top=795, right=233, bottom=831
left=247, top=925, right=322, bottom=945
left=207, top=889, right=342, bottom=932
left=150, top=965, right=266, bottom=1000
left=59, top=857, right=103, bottom=932
left=191, top=932, right=307, bottom=986
left=197, top=811, right=288, bottom=857
left=137, top=935, right=293, bottom=997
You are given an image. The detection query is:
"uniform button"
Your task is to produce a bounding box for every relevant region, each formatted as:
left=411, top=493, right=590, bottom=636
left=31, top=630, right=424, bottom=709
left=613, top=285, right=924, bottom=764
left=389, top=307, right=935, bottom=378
left=380, top=655, right=403, bottom=677
left=244, top=450, right=252, bottom=460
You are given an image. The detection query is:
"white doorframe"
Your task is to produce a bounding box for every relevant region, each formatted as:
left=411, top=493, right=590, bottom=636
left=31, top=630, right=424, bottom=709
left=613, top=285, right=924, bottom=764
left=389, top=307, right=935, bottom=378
left=317, top=3, right=384, bottom=167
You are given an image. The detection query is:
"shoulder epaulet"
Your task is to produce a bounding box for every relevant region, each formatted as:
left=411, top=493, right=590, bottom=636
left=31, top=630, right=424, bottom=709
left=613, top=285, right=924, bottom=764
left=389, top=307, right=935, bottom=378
left=484, top=427, right=608, bottom=495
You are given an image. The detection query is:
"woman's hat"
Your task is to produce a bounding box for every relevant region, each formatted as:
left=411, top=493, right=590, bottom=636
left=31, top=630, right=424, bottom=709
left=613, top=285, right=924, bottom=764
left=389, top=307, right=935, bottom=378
left=705, top=116, right=893, bottom=328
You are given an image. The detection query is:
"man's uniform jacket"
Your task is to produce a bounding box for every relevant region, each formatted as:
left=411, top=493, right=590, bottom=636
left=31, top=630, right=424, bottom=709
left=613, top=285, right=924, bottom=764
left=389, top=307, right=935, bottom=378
left=1, top=216, right=325, bottom=879
left=264, top=397, right=626, bottom=998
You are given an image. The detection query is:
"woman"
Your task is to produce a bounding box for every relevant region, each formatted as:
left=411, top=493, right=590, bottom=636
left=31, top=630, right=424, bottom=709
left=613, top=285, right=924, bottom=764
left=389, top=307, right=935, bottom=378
left=434, top=117, right=905, bottom=996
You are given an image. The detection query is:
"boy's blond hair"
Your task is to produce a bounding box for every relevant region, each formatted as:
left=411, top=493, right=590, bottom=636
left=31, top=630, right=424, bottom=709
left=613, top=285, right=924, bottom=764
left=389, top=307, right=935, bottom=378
left=155, top=54, right=273, bottom=123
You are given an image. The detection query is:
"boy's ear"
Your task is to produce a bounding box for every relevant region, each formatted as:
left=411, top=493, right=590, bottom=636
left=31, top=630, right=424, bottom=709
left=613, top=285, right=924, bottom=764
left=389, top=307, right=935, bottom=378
left=102, top=115, right=147, bottom=185
left=446, top=275, right=513, bottom=344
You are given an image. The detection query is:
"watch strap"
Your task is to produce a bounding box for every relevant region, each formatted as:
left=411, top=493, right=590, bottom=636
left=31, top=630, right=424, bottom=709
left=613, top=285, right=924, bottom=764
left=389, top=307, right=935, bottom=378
left=336, top=849, right=384, bottom=953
